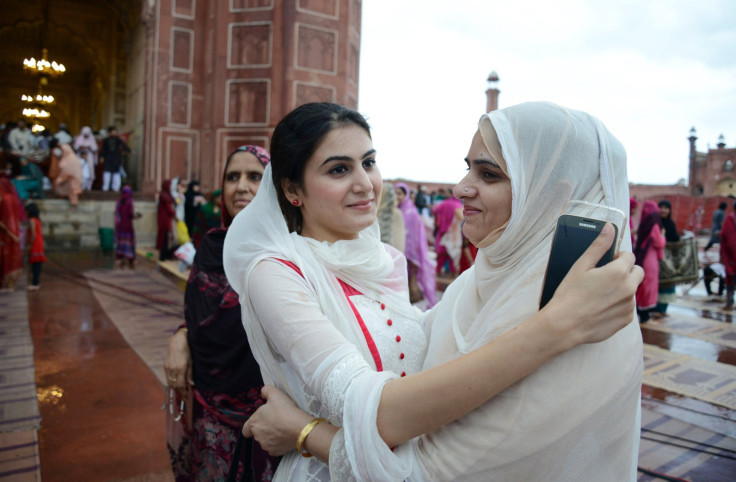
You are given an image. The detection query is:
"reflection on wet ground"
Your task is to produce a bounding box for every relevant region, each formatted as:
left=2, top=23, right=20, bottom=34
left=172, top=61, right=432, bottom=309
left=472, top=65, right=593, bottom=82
left=671, top=302, right=735, bottom=324
left=643, top=306, right=736, bottom=366
left=28, top=251, right=174, bottom=482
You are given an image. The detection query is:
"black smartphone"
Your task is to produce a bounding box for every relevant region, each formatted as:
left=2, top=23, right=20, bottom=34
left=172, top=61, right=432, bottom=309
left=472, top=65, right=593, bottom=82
left=539, top=214, right=619, bottom=309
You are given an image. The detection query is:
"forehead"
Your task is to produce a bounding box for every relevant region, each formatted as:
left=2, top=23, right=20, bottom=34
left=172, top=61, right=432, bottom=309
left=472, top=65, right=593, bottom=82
left=467, top=130, right=508, bottom=173
left=314, top=125, right=372, bottom=156
left=226, top=151, right=264, bottom=171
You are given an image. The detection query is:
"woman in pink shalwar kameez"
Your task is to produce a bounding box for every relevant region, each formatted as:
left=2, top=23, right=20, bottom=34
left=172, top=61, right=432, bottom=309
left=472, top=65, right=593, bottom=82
left=395, top=182, right=436, bottom=307
left=634, top=200, right=666, bottom=323
left=432, top=196, right=463, bottom=275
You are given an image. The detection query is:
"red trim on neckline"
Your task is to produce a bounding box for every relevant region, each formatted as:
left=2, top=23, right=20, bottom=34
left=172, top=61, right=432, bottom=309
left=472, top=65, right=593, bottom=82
left=273, top=258, right=383, bottom=371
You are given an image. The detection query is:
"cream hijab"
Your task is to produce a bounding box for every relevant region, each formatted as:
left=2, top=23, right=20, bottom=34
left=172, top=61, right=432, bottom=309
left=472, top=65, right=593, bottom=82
left=403, top=102, right=642, bottom=481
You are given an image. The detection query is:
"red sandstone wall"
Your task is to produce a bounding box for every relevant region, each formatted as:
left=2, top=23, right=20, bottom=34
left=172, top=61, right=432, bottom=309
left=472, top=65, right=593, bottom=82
left=140, top=0, right=362, bottom=194
left=631, top=193, right=733, bottom=235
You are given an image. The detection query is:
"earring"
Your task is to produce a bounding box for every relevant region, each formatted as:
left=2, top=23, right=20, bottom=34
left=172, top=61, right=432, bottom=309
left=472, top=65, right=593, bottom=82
left=292, top=199, right=299, bottom=206
left=464, top=187, right=469, bottom=192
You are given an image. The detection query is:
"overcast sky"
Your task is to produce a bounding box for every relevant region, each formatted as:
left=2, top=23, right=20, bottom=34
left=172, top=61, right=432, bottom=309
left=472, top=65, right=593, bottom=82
left=357, top=0, right=736, bottom=186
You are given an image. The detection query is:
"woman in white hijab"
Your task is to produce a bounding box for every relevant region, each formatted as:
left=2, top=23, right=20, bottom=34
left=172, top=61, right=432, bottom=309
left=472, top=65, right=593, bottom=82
left=73, top=126, right=98, bottom=190
left=225, top=102, right=642, bottom=481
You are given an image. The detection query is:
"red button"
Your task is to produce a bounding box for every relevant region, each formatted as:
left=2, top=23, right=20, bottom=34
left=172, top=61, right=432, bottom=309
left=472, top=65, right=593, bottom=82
left=380, top=303, right=385, bottom=310
left=401, top=371, right=406, bottom=377
left=399, top=353, right=405, bottom=359
left=396, top=335, right=401, bottom=342
left=387, top=319, right=393, bottom=326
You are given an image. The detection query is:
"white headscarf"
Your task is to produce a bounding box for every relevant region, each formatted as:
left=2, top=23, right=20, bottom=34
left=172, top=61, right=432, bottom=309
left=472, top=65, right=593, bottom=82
left=73, top=126, right=98, bottom=152
left=401, top=102, right=642, bottom=481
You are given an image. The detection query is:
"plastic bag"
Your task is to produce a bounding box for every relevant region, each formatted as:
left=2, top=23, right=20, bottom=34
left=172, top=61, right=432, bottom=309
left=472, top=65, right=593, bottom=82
left=176, top=220, right=191, bottom=244
left=174, top=241, right=196, bottom=267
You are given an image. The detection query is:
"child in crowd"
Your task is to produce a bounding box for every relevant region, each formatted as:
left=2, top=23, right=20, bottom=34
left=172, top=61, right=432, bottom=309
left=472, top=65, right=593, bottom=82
left=25, top=203, right=46, bottom=290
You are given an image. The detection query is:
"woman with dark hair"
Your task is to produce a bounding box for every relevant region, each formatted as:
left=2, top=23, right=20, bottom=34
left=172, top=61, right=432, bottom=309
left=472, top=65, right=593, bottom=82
left=184, top=180, right=206, bottom=236
left=24, top=202, right=46, bottom=290
left=705, top=201, right=727, bottom=251
left=655, top=199, right=680, bottom=317
left=157, top=179, right=177, bottom=261
left=222, top=102, right=642, bottom=480
left=634, top=200, right=666, bottom=323
left=12, top=156, right=45, bottom=200
left=164, top=146, right=278, bottom=481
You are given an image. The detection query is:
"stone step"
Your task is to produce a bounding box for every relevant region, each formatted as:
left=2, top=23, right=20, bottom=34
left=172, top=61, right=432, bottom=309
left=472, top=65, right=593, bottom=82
left=32, top=197, right=158, bottom=251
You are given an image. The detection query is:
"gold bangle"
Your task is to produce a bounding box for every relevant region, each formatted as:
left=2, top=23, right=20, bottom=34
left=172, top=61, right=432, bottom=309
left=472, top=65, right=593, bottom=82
left=296, top=417, right=326, bottom=458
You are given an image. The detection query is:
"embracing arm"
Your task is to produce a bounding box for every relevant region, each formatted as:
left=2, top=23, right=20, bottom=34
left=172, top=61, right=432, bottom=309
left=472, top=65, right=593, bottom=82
left=247, top=224, right=642, bottom=458
left=380, top=224, right=640, bottom=446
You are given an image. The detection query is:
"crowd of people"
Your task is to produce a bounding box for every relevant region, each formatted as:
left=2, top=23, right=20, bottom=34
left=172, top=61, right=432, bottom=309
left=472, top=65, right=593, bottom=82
left=632, top=195, right=736, bottom=320
left=1, top=119, right=132, bottom=207
left=0, top=119, right=137, bottom=289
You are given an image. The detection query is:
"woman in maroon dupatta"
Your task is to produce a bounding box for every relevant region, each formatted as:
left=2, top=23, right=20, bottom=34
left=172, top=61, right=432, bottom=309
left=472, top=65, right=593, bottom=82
left=633, top=200, right=666, bottom=323
left=157, top=179, right=177, bottom=261
left=719, top=201, right=736, bottom=310
left=114, top=186, right=140, bottom=269
left=164, top=146, right=279, bottom=481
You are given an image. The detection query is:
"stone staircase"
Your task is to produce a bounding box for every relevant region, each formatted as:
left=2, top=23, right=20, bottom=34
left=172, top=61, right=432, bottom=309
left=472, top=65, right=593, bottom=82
left=33, top=193, right=158, bottom=251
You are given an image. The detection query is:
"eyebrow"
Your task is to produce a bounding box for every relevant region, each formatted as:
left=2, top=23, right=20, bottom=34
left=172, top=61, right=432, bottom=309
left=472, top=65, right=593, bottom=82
left=464, top=157, right=501, bottom=169
left=321, top=149, right=376, bottom=166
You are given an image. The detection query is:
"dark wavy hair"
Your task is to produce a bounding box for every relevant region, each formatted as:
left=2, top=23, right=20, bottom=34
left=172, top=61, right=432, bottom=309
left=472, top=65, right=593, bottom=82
left=270, top=102, right=371, bottom=233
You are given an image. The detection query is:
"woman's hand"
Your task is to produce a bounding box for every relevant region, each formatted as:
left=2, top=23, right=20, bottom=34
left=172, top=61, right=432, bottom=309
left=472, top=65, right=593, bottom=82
left=243, top=386, right=312, bottom=456
left=164, top=329, right=192, bottom=390
left=545, top=223, right=644, bottom=348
